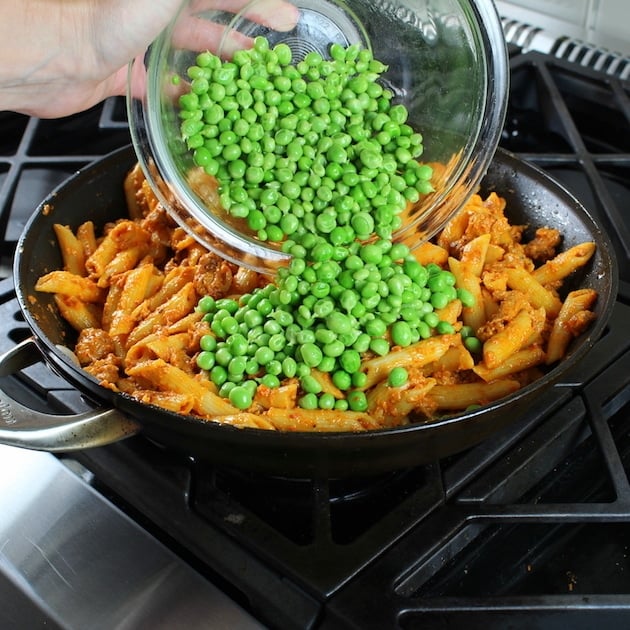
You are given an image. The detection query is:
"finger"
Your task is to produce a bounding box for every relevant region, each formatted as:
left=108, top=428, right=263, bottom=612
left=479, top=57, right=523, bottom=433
left=188, top=0, right=300, bottom=32
left=172, top=15, right=254, bottom=55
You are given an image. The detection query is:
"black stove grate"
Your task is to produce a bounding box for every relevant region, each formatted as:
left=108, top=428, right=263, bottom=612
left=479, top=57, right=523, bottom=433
left=1, top=49, right=630, bottom=629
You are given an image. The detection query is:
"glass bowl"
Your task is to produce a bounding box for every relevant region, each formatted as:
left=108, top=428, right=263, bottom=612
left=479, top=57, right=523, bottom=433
left=128, top=0, right=509, bottom=273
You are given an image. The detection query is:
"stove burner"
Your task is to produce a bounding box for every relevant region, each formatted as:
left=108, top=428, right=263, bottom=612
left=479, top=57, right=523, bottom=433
left=194, top=465, right=434, bottom=545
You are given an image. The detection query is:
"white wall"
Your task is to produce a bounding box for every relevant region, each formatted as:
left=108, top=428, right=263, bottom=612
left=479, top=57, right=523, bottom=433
left=496, top=0, right=630, bottom=56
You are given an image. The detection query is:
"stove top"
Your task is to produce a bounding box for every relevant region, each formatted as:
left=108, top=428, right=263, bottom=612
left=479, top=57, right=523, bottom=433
left=1, top=47, right=629, bottom=629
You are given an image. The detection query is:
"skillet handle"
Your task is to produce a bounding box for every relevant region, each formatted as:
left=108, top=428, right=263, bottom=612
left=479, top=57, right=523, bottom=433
left=0, top=338, right=141, bottom=451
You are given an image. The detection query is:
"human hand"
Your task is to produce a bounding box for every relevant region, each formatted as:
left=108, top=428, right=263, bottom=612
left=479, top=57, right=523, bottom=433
left=0, top=0, right=298, bottom=119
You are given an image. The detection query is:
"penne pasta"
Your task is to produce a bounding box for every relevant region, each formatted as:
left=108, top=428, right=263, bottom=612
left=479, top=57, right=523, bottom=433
left=546, top=289, right=598, bottom=364
left=126, top=359, right=238, bottom=416
left=424, top=343, right=475, bottom=374
left=360, top=335, right=457, bottom=389
left=53, top=223, right=86, bottom=276
left=473, top=345, right=546, bottom=382
left=35, top=270, right=104, bottom=302
left=208, top=413, right=278, bottom=430
left=413, top=241, right=449, bottom=267
left=449, top=256, right=485, bottom=332
left=366, top=377, right=436, bottom=427
left=54, top=294, right=102, bottom=331
left=126, top=282, right=197, bottom=348
left=505, top=266, right=562, bottom=317
left=254, top=382, right=299, bottom=410
left=460, top=233, right=491, bottom=276
left=133, top=390, right=195, bottom=415
left=532, top=242, right=596, bottom=285
left=76, top=221, right=97, bottom=260
left=107, top=264, right=158, bottom=336
left=265, top=407, right=382, bottom=432
left=98, top=245, right=148, bottom=288
left=482, top=309, right=539, bottom=369
left=427, top=379, right=521, bottom=410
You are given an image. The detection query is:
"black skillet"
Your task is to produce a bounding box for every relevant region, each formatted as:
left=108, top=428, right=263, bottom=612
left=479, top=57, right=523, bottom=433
left=0, top=144, right=618, bottom=478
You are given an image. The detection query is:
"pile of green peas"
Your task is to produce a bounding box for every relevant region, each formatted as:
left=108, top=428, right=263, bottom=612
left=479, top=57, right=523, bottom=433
left=195, top=235, right=477, bottom=411
left=178, top=37, right=432, bottom=244
left=178, top=38, right=481, bottom=411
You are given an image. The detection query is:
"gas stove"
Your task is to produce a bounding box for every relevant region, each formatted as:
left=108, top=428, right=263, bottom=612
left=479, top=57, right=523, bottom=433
left=1, top=43, right=630, bottom=629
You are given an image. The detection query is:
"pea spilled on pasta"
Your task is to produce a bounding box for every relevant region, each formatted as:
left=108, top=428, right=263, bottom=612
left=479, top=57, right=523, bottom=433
left=36, top=165, right=599, bottom=430
left=177, top=38, right=471, bottom=410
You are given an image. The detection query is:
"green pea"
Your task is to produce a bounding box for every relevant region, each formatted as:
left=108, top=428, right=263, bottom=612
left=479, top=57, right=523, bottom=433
left=266, top=359, right=283, bottom=376
left=323, top=339, right=345, bottom=358
left=350, top=212, right=374, bottom=238
left=315, top=213, right=336, bottom=234
left=332, top=370, right=352, bottom=390
left=365, top=317, right=387, bottom=337
left=299, top=393, right=319, bottom=410
left=360, top=244, right=383, bottom=265
left=196, top=351, right=215, bottom=371
left=282, top=356, right=297, bottom=378
left=221, top=315, right=239, bottom=334
left=436, top=321, right=455, bottom=335
left=339, top=289, right=359, bottom=312
left=351, top=371, right=367, bottom=388
left=210, top=365, right=228, bottom=387
left=370, top=337, right=390, bottom=356
left=275, top=43, right=292, bottom=66
left=391, top=321, right=413, bottom=347
left=267, top=225, right=285, bottom=242
left=301, top=373, right=322, bottom=394
left=464, top=336, right=482, bottom=353
left=388, top=366, right=408, bottom=387
left=254, top=346, right=275, bottom=365
left=268, top=333, right=285, bottom=352
left=389, top=243, right=409, bottom=261
left=228, top=356, right=247, bottom=376
left=228, top=333, right=248, bottom=356
left=196, top=51, right=215, bottom=68
left=199, top=334, right=217, bottom=353
left=326, top=312, right=353, bottom=335
left=219, top=381, right=237, bottom=398
left=351, top=333, right=370, bottom=353
left=229, top=385, right=253, bottom=409
left=315, top=328, right=336, bottom=344
left=347, top=390, right=368, bottom=412
left=430, top=292, right=450, bottom=310
left=261, top=373, right=281, bottom=388
left=215, top=345, right=233, bottom=365
left=359, top=149, right=383, bottom=170
left=300, top=343, right=323, bottom=368
left=423, top=311, right=440, bottom=329
left=318, top=356, right=336, bottom=372
left=314, top=392, right=333, bottom=409
left=198, top=296, right=216, bottom=313
left=457, top=287, right=476, bottom=307
left=339, top=349, right=361, bottom=373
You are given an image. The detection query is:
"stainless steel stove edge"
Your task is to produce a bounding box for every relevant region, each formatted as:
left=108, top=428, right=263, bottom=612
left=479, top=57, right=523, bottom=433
left=0, top=444, right=264, bottom=630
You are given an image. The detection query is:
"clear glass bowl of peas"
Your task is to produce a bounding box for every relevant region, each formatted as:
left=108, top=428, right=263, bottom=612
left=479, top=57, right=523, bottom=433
left=128, top=0, right=509, bottom=274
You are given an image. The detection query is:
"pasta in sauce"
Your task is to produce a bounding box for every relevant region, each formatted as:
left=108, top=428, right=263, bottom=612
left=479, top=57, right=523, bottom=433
left=34, top=164, right=598, bottom=432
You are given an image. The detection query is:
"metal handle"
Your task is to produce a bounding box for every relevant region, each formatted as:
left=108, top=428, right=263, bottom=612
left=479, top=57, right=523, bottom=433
left=0, top=338, right=141, bottom=451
